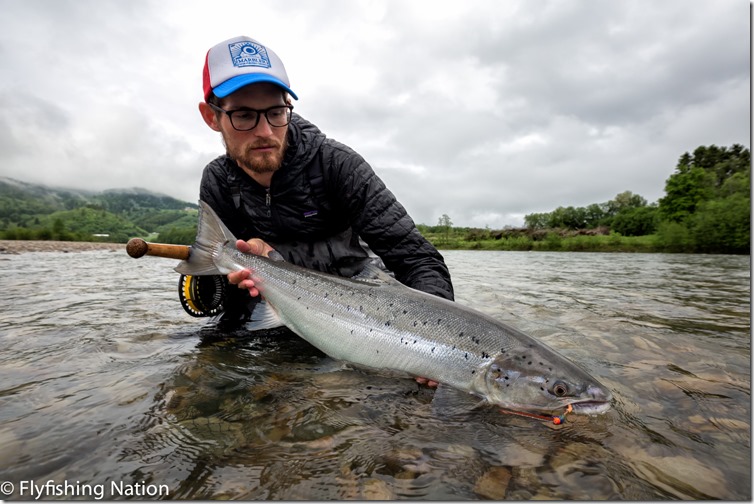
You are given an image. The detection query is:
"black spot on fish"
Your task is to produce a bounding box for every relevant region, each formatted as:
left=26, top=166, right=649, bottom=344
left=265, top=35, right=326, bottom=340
left=437, top=318, right=442, bottom=324
left=413, top=339, right=417, bottom=344
left=471, top=370, right=476, bottom=374
left=351, top=330, right=354, bottom=334
left=297, top=296, right=301, bottom=300
left=464, top=353, right=468, bottom=360
left=403, top=310, right=408, bottom=314
left=324, top=292, right=328, bottom=298
left=413, top=321, right=418, bottom=327
left=431, top=347, right=435, bottom=352
left=385, top=321, right=391, bottom=327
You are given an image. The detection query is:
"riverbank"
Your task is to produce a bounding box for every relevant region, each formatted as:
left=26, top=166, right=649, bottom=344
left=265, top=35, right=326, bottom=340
left=0, top=240, right=124, bottom=254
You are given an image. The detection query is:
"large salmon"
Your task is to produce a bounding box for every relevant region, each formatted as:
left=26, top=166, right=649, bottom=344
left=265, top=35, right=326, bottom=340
left=176, top=201, right=612, bottom=416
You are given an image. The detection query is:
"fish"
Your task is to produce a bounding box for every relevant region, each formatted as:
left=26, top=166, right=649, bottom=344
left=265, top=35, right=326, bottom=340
left=175, top=201, right=612, bottom=416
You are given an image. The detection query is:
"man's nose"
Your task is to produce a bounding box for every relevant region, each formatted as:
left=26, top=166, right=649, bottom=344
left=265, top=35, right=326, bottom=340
left=252, top=116, right=274, bottom=136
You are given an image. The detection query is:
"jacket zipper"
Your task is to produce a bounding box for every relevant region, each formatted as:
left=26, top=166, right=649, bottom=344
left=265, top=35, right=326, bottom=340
left=265, top=189, right=272, bottom=217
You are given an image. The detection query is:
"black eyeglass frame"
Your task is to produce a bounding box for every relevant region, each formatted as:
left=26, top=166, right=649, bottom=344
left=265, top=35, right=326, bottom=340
left=207, top=103, right=294, bottom=131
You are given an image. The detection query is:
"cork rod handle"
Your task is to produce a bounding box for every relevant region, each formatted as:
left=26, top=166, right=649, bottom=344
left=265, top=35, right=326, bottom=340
left=126, top=238, right=191, bottom=260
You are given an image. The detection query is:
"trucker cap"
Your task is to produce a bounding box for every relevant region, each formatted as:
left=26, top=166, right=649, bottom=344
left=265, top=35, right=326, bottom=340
left=202, top=36, right=298, bottom=101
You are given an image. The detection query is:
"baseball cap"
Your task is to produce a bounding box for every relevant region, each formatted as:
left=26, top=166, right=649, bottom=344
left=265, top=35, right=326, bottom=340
left=202, top=36, right=298, bottom=101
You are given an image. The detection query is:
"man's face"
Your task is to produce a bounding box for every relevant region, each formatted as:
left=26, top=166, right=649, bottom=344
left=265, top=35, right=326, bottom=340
left=213, top=82, right=289, bottom=176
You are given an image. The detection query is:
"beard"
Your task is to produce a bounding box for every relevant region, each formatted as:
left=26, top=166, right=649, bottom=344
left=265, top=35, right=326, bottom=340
left=224, top=135, right=288, bottom=175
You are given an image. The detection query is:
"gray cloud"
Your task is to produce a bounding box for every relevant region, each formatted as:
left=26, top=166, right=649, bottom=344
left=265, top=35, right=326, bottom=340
left=0, top=0, right=748, bottom=228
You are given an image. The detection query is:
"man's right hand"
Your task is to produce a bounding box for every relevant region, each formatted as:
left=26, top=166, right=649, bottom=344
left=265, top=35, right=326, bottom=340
left=227, top=238, right=275, bottom=297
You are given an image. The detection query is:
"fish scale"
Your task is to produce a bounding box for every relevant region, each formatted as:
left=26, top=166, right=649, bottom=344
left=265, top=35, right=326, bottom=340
left=176, top=201, right=613, bottom=415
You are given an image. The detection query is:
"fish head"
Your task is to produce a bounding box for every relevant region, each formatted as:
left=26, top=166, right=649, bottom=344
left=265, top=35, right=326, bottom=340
left=478, top=345, right=613, bottom=415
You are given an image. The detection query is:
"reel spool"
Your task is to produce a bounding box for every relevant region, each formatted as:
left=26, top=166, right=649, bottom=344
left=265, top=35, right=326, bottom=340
left=178, top=274, right=226, bottom=317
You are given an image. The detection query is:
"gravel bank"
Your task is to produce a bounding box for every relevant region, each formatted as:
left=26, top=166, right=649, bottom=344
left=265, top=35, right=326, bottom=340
left=0, top=240, right=125, bottom=254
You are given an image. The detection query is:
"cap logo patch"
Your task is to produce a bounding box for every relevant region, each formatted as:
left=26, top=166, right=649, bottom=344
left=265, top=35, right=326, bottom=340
left=228, top=41, right=271, bottom=69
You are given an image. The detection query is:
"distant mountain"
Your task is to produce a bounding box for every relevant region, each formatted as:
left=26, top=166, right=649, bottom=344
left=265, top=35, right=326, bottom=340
left=0, top=177, right=198, bottom=243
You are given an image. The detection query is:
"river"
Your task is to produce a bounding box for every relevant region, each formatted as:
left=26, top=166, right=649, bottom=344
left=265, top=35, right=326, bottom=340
left=0, top=249, right=749, bottom=499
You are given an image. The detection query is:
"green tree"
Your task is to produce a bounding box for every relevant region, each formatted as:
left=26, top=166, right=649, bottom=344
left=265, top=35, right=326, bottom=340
left=611, top=206, right=659, bottom=236
left=584, top=203, right=608, bottom=228
left=688, top=193, right=750, bottom=253
left=658, top=166, right=715, bottom=222
left=437, top=214, right=453, bottom=243
left=524, top=212, right=549, bottom=230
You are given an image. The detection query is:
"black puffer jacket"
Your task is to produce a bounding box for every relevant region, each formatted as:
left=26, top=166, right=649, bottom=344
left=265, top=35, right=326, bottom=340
left=200, top=113, right=454, bottom=301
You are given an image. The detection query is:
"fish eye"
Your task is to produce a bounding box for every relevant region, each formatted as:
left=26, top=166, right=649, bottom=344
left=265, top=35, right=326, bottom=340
left=551, top=381, right=569, bottom=397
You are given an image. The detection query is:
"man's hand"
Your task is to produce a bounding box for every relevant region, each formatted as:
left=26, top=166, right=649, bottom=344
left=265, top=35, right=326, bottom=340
left=227, top=238, right=275, bottom=297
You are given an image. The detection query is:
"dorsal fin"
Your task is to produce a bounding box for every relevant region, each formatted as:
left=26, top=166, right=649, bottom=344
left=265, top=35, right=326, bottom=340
left=351, top=263, right=400, bottom=285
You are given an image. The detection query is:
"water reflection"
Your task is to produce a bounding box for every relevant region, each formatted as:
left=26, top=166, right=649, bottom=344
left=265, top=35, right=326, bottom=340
left=0, top=250, right=749, bottom=499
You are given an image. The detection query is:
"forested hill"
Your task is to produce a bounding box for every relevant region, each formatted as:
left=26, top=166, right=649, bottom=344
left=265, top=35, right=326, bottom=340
left=0, top=178, right=198, bottom=243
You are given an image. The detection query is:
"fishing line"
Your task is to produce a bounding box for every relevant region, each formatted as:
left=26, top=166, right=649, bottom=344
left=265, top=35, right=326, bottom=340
left=499, top=404, right=573, bottom=425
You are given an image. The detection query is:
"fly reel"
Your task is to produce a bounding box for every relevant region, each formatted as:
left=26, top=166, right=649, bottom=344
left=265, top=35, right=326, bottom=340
left=178, top=274, right=226, bottom=317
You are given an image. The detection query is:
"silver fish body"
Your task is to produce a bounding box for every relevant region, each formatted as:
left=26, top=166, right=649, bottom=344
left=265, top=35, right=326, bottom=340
left=176, top=201, right=612, bottom=415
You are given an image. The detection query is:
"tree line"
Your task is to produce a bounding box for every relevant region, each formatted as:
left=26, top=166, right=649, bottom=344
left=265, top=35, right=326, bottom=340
left=523, top=144, right=749, bottom=253
left=421, top=144, right=749, bottom=254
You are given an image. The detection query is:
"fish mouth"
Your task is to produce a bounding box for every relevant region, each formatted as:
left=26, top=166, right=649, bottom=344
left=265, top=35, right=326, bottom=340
left=569, top=400, right=611, bottom=415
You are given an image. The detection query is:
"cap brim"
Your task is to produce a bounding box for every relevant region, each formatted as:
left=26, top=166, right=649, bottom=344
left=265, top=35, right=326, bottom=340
left=212, top=74, right=298, bottom=100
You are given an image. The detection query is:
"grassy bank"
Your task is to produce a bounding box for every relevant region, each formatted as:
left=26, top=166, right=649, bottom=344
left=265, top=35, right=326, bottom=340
left=426, top=232, right=669, bottom=253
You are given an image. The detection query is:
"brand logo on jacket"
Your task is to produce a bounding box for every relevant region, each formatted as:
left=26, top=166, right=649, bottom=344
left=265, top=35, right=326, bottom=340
left=228, top=41, right=271, bottom=69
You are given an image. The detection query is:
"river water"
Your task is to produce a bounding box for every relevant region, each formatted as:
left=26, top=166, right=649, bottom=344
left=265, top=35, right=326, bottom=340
left=0, top=249, right=749, bottom=500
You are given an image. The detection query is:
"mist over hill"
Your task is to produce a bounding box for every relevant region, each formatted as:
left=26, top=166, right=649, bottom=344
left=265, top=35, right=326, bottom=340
left=0, top=177, right=198, bottom=243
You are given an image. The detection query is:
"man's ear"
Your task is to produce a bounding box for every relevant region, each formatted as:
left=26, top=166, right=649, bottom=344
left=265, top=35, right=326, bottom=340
left=198, top=102, right=221, bottom=132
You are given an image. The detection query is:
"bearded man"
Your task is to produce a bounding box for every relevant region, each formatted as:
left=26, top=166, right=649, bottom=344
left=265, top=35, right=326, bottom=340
left=197, top=36, right=454, bottom=326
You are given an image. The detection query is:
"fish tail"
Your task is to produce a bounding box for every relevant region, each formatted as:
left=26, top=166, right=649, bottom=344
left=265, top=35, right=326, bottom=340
left=174, top=201, right=237, bottom=276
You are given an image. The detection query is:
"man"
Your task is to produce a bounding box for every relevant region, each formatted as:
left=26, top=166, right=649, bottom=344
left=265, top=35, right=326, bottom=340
left=197, top=35, right=454, bottom=325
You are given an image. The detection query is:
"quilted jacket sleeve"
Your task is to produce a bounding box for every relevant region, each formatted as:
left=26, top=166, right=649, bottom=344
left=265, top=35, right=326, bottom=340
left=324, top=142, right=455, bottom=301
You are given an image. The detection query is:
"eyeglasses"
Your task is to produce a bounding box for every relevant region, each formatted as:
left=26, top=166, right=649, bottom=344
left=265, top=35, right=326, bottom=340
left=208, top=103, right=293, bottom=131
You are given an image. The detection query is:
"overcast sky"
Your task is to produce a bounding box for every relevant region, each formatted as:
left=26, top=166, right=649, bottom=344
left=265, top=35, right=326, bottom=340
left=0, top=0, right=749, bottom=228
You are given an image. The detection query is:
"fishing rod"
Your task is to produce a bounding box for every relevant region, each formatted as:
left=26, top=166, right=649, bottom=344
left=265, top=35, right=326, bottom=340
left=126, top=238, right=191, bottom=260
